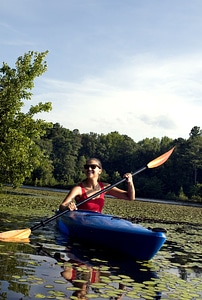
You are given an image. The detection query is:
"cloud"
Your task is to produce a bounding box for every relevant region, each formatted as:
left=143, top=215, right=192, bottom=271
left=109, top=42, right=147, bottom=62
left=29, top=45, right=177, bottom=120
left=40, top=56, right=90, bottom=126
left=139, top=114, right=176, bottom=130
left=29, top=52, right=202, bottom=141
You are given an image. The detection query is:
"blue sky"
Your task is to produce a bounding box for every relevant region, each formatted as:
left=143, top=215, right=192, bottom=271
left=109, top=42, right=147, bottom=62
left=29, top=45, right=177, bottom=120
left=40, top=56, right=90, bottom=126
left=1, top=0, right=202, bottom=142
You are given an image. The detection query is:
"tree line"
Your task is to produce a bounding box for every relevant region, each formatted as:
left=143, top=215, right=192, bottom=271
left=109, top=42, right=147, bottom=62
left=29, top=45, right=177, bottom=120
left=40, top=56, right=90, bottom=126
left=0, top=51, right=201, bottom=202
left=29, top=123, right=201, bottom=202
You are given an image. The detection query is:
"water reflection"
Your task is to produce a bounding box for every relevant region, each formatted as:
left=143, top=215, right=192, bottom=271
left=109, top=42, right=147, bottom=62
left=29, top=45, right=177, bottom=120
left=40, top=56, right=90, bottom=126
left=161, top=222, right=202, bottom=279
left=0, top=238, right=162, bottom=300
left=0, top=214, right=201, bottom=299
left=38, top=242, right=162, bottom=300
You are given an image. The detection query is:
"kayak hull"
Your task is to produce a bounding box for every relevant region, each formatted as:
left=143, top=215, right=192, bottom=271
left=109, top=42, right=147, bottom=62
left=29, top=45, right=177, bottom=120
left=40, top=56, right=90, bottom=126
left=57, top=210, right=166, bottom=260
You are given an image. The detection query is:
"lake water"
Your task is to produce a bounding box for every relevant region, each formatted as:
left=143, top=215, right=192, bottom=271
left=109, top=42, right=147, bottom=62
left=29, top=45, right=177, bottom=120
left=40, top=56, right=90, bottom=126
left=0, top=214, right=201, bottom=300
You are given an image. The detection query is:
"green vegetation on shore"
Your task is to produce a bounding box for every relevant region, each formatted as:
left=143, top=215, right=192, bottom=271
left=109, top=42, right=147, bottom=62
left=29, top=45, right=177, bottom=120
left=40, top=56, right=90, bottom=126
left=0, top=187, right=201, bottom=226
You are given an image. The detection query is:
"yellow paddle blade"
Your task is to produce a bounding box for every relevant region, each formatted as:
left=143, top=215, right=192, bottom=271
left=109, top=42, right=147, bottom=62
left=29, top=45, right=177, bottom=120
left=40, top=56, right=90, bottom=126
left=147, top=147, right=175, bottom=169
left=0, top=228, right=31, bottom=241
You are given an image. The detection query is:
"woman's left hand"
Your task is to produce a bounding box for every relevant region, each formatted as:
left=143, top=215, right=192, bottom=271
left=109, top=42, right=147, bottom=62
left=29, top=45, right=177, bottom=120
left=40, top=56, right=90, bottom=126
left=123, top=173, right=133, bottom=183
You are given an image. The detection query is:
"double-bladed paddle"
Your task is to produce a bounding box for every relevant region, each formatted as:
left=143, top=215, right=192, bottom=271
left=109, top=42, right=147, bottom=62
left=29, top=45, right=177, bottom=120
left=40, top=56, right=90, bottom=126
left=0, top=146, right=175, bottom=241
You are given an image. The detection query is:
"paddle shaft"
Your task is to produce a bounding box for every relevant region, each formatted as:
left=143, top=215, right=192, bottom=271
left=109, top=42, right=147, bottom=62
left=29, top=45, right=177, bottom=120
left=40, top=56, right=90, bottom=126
left=30, top=166, right=146, bottom=231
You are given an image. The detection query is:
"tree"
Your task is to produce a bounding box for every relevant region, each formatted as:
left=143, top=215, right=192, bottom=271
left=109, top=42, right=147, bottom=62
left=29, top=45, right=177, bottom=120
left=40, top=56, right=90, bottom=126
left=80, top=132, right=99, bottom=159
left=0, top=51, right=52, bottom=187
left=189, top=126, right=202, bottom=138
left=188, top=126, right=202, bottom=185
left=45, top=123, right=82, bottom=185
left=96, top=132, right=138, bottom=177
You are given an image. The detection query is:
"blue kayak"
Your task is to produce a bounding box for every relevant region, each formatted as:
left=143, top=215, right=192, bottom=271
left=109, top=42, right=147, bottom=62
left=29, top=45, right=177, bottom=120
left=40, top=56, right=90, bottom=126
left=57, top=210, right=166, bottom=260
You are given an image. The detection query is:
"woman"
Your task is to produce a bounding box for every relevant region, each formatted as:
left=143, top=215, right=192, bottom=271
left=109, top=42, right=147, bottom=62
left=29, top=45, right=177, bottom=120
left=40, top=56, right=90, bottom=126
left=59, top=158, right=135, bottom=213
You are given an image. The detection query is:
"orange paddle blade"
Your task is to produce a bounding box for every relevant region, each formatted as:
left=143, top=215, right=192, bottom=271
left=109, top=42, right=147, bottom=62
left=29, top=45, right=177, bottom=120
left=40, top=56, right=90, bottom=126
left=147, top=147, right=175, bottom=169
left=0, top=228, right=31, bottom=241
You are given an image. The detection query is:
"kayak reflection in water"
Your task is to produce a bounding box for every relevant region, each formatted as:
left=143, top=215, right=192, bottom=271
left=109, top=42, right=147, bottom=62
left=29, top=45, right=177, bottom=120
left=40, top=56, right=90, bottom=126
left=57, top=251, right=161, bottom=300
left=59, top=255, right=125, bottom=300
left=59, top=158, right=135, bottom=213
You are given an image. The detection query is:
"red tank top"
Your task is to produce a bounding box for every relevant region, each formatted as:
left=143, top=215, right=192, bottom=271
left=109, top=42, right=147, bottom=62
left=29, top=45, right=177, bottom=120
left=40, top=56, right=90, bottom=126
left=76, top=182, right=105, bottom=213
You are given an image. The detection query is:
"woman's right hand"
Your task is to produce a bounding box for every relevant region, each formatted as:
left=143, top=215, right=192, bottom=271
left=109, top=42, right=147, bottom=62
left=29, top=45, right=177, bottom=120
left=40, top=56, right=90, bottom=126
left=67, top=201, right=77, bottom=211
left=59, top=201, right=77, bottom=212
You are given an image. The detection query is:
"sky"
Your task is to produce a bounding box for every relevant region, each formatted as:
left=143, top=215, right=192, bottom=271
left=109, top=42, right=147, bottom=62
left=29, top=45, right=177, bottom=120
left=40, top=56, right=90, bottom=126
left=1, top=0, right=202, bottom=142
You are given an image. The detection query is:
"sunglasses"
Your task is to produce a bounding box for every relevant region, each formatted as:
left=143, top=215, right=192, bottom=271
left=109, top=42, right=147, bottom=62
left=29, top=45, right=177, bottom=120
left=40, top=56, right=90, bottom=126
left=84, top=164, right=101, bottom=170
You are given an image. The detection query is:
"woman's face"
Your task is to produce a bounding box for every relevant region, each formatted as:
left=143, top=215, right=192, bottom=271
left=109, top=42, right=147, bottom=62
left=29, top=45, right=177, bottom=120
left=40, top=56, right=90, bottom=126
left=84, top=159, right=102, bottom=178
